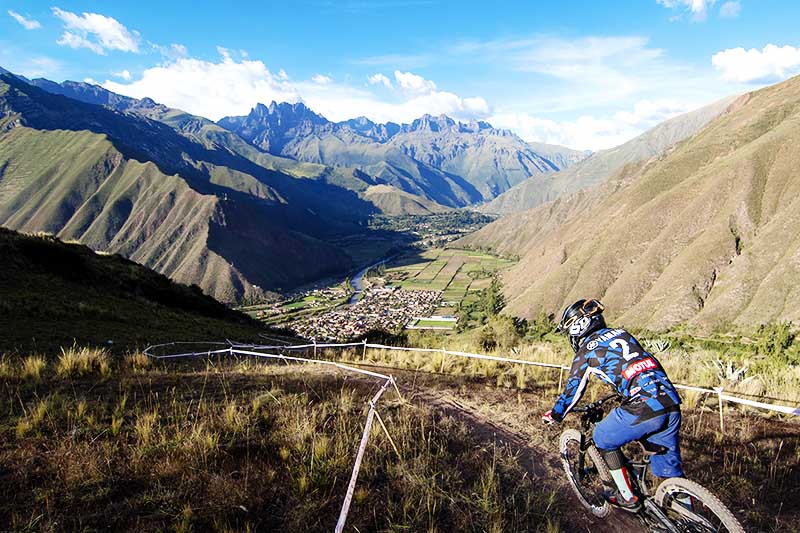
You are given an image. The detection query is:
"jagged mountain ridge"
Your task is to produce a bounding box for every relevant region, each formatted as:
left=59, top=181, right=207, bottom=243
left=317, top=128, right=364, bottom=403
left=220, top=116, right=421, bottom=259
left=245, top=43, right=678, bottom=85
left=0, top=73, right=366, bottom=303
left=458, top=75, right=800, bottom=331
left=481, top=95, right=738, bottom=215
left=218, top=102, right=587, bottom=206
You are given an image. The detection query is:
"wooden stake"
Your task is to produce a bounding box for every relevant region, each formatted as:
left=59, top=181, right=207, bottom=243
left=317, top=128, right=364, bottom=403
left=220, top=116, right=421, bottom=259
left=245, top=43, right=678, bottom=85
left=714, top=387, right=725, bottom=434
left=374, top=409, right=401, bottom=459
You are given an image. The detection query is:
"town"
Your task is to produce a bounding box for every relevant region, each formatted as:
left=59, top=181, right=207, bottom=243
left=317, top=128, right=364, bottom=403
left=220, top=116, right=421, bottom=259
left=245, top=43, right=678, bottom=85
left=287, top=285, right=442, bottom=341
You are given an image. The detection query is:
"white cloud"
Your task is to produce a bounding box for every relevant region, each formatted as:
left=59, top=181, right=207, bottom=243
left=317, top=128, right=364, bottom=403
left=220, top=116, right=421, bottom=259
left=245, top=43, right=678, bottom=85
left=656, top=0, right=717, bottom=21
left=8, top=10, right=41, bottom=30
left=451, top=35, right=675, bottom=111
left=712, top=44, right=800, bottom=83
left=491, top=98, right=696, bottom=151
left=52, top=7, right=140, bottom=55
left=103, top=53, right=301, bottom=120
left=102, top=52, right=490, bottom=124
left=113, top=69, right=132, bottom=80
left=394, top=70, right=437, bottom=93
left=311, top=74, right=333, bottom=85
left=719, top=1, right=741, bottom=18
left=84, top=77, right=97, bottom=85
left=367, top=73, right=393, bottom=88
left=152, top=42, right=188, bottom=60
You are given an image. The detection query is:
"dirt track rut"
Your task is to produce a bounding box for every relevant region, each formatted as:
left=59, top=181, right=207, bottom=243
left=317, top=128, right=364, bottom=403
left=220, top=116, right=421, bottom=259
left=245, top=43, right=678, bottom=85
left=352, top=365, right=642, bottom=532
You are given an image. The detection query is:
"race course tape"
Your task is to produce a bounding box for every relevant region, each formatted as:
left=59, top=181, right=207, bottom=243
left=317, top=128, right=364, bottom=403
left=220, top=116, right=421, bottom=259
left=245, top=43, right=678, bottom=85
left=144, top=341, right=800, bottom=417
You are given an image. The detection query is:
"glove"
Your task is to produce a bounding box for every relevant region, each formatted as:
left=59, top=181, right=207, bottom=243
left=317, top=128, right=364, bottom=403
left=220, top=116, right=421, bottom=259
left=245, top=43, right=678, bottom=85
left=542, top=410, right=555, bottom=425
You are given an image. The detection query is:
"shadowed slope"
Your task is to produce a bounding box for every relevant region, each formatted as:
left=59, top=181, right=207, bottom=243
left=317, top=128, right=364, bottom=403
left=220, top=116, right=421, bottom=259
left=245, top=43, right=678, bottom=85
left=0, top=227, right=266, bottom=351
left=0, top=74, right=358, bottom=302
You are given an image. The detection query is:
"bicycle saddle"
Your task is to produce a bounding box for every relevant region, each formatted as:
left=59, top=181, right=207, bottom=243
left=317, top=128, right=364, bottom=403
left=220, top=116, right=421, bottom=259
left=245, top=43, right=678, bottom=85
left=637, top=439, right=668, bottom=455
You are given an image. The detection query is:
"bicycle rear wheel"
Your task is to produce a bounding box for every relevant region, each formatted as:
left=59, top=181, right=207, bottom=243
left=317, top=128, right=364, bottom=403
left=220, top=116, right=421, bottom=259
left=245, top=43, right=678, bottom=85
left=655, top=477, right=744, bottom=533
left=559, top=429, right=611, bottom=518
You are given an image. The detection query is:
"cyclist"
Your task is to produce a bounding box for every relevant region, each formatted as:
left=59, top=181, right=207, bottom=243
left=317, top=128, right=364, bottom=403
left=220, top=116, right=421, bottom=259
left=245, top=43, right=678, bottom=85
left=542, top=299, right=683, bottom=511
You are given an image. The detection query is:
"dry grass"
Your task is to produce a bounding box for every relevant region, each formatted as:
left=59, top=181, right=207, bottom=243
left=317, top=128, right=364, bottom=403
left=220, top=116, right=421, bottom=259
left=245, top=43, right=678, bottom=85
left=0, top=350, right=569, bottom=532
left=0, top=344, right=797, bottom=531
left=124, top=351, right=152, bottom=373
left=0, top=355, right=13, bottom=379
left=19, top=355, right=46, bottom=381
left=55, top=345, right=111, bottom=378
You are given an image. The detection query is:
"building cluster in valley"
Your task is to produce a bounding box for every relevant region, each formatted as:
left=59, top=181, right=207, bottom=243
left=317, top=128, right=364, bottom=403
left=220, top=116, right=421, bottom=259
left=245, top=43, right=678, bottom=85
left=288, top=286, right=441, bottom=341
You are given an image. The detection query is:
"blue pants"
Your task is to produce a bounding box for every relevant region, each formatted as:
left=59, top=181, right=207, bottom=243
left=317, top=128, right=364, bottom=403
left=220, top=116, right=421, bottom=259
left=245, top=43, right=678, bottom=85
left=593, top=406, right=684, bottom=478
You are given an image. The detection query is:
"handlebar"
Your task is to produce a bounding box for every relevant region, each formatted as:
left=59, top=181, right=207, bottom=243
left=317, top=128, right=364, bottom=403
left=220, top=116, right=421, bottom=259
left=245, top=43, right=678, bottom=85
left=571, top=393, right=620, bottom=413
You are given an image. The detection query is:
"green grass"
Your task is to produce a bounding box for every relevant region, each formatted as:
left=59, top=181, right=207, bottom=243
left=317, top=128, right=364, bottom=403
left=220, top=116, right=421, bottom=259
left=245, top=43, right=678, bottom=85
left=388, top=248, right=516, bottom=310
left=412, top=319, right=457, bottom=329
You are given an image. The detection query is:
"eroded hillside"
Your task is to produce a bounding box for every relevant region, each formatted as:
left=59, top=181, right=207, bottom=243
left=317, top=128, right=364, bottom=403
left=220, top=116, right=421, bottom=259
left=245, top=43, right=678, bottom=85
left=461, top=75, right=800, bottom=331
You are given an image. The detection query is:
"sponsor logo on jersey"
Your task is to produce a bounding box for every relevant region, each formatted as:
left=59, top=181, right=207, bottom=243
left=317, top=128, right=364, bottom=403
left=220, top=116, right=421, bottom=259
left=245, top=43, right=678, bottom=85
left=622, top=357, right=657, bottom=380
left=586, top=340, right=599, bottom=350
left=596, top=329, right=625, bottom=343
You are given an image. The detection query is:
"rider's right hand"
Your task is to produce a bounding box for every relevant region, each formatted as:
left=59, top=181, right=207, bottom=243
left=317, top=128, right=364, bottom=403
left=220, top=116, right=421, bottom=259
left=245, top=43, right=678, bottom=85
left=542, top=410, right=555, bottom=425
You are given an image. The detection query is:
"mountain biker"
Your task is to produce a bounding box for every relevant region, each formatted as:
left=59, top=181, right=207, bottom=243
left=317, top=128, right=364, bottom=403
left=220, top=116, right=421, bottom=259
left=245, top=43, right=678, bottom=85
left=542, top=299, right=683, bottom=511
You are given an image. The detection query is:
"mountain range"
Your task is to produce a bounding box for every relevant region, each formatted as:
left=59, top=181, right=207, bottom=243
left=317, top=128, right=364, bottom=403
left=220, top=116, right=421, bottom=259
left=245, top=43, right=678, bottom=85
left=0, top=67, right=584, bottom=303
left=218, top=102, right=587, bottom=207
left=0, top=72, right=364, bottom=303
left=460, top=74, right=800, bottom=331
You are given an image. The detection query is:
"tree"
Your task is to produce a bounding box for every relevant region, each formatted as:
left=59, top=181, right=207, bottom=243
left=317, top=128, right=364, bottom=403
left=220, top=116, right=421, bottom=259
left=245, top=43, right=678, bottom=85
left=481, top=276, right=506, bottom=317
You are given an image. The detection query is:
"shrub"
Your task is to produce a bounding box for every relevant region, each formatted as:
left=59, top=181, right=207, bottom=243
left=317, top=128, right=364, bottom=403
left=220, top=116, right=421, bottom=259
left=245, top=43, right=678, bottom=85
left=755, top=322, right=795, bottom=359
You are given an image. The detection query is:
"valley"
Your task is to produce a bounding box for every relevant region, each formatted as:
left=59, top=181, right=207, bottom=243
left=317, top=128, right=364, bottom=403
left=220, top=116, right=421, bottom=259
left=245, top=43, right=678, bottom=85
left=2, top=29, right=800, bottom=531
left=241, top=218, right=516, bottom=341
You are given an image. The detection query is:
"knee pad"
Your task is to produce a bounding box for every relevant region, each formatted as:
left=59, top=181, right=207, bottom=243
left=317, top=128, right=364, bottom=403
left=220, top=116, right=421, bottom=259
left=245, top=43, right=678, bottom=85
left=601, top=448, right=626, bottom=470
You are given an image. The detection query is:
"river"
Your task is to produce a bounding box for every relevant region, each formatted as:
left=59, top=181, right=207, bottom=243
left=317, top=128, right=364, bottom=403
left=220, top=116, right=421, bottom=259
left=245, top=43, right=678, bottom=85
left=347, top=258, right=392, bottom=305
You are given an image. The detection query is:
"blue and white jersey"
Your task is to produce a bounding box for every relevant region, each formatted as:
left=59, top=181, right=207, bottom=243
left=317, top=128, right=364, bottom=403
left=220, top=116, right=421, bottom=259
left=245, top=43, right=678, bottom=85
left=551, top=327, right=680, bottom=422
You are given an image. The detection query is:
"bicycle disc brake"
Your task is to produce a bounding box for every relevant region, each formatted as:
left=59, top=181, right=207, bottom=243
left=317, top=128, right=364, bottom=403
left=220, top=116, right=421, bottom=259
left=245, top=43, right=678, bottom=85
left=643, top=499, right=681, bottom=533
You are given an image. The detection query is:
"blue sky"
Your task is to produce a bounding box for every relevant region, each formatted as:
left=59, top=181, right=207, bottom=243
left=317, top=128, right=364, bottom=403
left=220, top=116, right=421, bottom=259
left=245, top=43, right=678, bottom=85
left=2, top=0, right=799, bottom=150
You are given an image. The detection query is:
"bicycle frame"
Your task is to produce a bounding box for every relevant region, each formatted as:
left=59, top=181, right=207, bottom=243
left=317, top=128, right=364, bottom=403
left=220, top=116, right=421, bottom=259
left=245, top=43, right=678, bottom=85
left=572, top=396, right=681, bottom=532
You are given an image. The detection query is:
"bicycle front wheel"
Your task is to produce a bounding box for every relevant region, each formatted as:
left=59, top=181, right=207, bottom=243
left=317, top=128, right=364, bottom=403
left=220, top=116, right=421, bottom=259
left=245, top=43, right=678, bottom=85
left=655, top=477, right=745, bottom=533
left=559, top=428, right=611, bottom=518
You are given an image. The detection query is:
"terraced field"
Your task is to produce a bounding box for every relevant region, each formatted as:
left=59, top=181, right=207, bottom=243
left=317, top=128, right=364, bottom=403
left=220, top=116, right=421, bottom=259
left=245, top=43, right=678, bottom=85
left=383, top=248, right=515, bottom=315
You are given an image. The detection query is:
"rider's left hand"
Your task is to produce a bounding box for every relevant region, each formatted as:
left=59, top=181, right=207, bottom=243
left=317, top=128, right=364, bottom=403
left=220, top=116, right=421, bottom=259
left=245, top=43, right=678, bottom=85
left=542, top=410, right=555, bottom=425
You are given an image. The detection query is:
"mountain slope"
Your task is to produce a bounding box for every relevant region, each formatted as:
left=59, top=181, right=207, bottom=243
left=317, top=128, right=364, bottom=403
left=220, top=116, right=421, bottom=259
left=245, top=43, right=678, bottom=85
left=219, top=103, right=586, bottom=206
left=482, top=95, right=737, bottom=214
left=0, top=73, right=361, bottom=302
left=0, top=227, right=266, bottom=350
left=459, top=75, right=800, bottom=331
left=362, top=184, right=450, bottom=216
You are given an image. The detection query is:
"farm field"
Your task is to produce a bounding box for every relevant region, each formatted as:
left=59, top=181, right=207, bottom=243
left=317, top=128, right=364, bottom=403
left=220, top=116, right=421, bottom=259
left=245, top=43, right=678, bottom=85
left=409, top=318, right=458, bottom=329
left=382, top=248, right=515, bottom=316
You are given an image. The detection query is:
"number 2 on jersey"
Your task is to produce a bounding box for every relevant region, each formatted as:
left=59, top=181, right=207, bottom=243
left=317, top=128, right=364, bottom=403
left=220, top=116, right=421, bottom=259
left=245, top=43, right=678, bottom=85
left=609, top=339, right=639, bottom=361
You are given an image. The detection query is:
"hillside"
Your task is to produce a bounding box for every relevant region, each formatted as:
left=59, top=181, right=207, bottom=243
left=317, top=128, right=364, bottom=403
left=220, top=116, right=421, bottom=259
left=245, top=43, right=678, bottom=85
left=482, top=95, right=737, bottom=215
left=361, top=184, right=451, bottom=215
left=460, top=74, right=800, bottom=331
left=0, top=73, right=363, bottom=303
left=0, top=228, right=266, bottom=351
left=219, top=103, right=587, bottom=206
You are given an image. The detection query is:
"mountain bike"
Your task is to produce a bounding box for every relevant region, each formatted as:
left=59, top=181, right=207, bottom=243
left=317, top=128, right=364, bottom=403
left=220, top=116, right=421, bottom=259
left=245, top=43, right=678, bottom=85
left=558, top=394, right=745, bottom=532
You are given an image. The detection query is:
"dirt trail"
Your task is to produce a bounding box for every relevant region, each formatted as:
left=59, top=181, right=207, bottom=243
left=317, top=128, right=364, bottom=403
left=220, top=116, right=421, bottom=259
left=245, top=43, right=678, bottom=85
left=349, top=364, right=641, bottom=532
